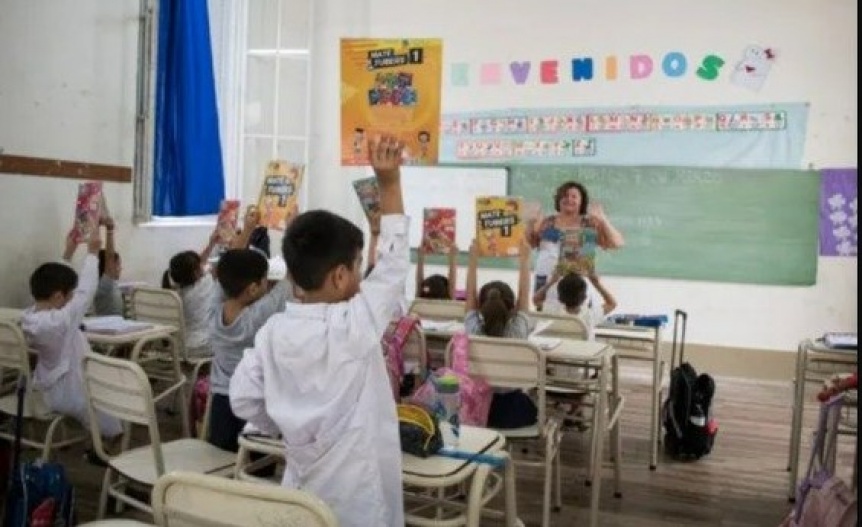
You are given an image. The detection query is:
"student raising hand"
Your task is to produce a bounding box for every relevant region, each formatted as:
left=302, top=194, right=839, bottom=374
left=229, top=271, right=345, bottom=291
left=367, top=135, right=404, bottom=185
left=63, top=229, right=78, bottom=262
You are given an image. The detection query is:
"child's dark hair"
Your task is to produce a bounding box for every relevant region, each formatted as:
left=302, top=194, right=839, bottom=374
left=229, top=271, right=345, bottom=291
left=557, top=272, right=588, bottom=310
left=97, top=249, right=120, bottom=277
left=168, top=251, right=201, bottom=288
left=282, top=210, right=364, bottom=291
left=215, top=249, right=269, bottom=299
left=30, top=263, right=78, bottom=301
left=478, top=280, right=516, bottom=337
left=419, top=275, right=450, bottom=300
left=553, top=181, right=590, bottom=214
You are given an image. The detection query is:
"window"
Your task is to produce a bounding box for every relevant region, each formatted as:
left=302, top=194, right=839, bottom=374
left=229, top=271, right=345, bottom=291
left=134, top=0, right=313, bottom=223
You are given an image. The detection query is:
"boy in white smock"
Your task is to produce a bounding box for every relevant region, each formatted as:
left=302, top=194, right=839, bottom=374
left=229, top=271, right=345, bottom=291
left=229, top=135, right=407, bottom=527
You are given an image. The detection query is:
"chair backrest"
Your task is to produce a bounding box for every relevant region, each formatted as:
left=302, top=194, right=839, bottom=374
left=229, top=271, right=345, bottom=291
left=82, top=352, right=165, bottom=474
left=130, top=286, right=188, bottom=357
left=402, top=322, right=428, bottom=378
left=409, top=298, right=466, bottom=321
left=445, top=334, right=546, bottom=426
left=530, top=311, right=589, bottom=340
left=0, top=319, right=47, bottom=413
left=152, top=471, right=339, bottom=527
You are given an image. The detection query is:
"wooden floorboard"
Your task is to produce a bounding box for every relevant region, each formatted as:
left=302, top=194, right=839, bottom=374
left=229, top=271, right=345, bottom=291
left=2, top=365, right=856, bottom=526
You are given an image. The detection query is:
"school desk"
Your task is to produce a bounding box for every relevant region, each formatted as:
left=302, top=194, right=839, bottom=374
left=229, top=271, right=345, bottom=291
left=787, top=338, right=857, bottom=501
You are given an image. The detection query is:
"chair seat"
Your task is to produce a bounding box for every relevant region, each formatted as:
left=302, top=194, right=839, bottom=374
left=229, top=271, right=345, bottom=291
left=110, top=438, right=236, bottom=486
left=0, top=393, right=53, bottom=420
left=496, top=423, right=540, bottom=439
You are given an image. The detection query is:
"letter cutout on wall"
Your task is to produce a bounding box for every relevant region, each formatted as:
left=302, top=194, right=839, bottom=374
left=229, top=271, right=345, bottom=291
left=450, top=63, right=470, bottom=87
left=480, top=63, right=503, bottom=85
left=696, top=54, right=726, bottom=80
left=509, top=61, right=531, bottom=85
left=571, top=58, right=594, bottom=81
left=629, top=54, right=654, bottom=79
left=661, top=51, right=687, bottom=77
left=540, top=60, right=559, bottom=84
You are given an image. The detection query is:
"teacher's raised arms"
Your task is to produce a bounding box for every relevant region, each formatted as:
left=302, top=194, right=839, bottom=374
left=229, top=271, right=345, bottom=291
left=527, top=180, right=624, bottom=296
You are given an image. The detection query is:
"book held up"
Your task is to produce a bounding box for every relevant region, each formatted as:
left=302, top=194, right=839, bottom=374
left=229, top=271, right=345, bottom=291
left=71, top=181, right=105, bottom=244
left=351, top=177, right=381, bottom=220
left=475, top=196, right=524, bottom=257
left=258, top=162, right=304, bottom=231
left=422, top=208, right=456, bottom=254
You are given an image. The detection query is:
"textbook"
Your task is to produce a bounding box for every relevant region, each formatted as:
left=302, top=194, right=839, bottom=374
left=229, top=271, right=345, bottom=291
left=557, top=224, right=598, bottom=276
left=422, top=208, right=456, bottom=254
left=71, top=181, right=104, bottom=243
left=258, top=161, right=304, bottom=231
left=475, top=196, right=524, bottom=257
left=351, top=177, right=380, bottom=219
left=215, top=200, right=241, bottom=244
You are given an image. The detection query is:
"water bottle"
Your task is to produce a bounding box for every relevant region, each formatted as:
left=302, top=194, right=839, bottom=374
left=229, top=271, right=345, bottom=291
left=434, top=374, right=461, bottom=447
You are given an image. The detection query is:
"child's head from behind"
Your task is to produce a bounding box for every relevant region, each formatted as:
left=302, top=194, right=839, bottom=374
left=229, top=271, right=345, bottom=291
left=215, top=249, right=269, bottom=304
left=478, top=280, right=516, bottom=337
left=30, top=263, right=78, bottom=308
left=420, top=275, right=450, bottom=300
left=282, top=210, right=364, bottom=302
left=557, top=272, right=588, bottom=311
left=98, top=250, right=122, bottom=280
left=168, top=251, right=202, bottom=288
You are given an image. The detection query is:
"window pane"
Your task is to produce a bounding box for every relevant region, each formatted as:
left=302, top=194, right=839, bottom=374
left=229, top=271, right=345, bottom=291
left=279, top=0, right=312, bottom=49
left=247, top=0, right=279, bottom=50
left=242, top=137, right=277, bottom=203
left=275, top=139, right=306, bottom=164
left=245, top=56, right=277, bottom=135
left=277, top=58, right=309, bottom=137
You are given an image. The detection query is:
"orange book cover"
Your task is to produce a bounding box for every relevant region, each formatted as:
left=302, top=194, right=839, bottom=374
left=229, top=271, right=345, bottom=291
left=258, top=161, right=304, bottom=231
left=340, top=38, right=443, bottom=166
left=422, top=208, right=456, bottom=254
left=475, top=196, right=524, bottom=257
left=71, top=181, right=103, bottom=243
left=216, top=200, right=240, bottom=244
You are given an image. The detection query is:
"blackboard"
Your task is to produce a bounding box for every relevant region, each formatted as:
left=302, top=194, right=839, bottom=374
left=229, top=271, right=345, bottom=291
left=509, top=165, right=820, bottom=285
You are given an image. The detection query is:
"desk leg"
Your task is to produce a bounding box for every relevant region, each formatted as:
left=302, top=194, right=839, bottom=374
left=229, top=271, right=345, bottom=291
left=467, top=463, right=492, bottom=527
left=649, top=328, right=661, bottom=470
left=589, top=356, right=609, bottom=527
left=788, top=341, right=809, bottom=501
left=611, top=353, right=622, bottom=498
left=787, top=341, right=805, bottom=472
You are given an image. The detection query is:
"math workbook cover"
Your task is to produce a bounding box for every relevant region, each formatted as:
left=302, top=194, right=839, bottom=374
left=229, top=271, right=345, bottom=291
left=257, top=161, right=304, bottom=231
left=475, top=196, right=524, bottom=257
left=340, top=38, right=443, bottom=166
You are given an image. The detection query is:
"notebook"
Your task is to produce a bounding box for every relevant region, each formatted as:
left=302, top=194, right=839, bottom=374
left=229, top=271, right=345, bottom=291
left=823, top=332, right=857, bottom=350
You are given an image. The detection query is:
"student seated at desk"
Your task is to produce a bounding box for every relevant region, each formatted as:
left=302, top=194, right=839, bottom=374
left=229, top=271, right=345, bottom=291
left=22, top=229, right=123, bottom=441
left=93, top=217, right=124, bottom=316
left=532, top=270, right=617, bottom=341
left=229, top=135, right=407, bottom=527
left=162, top=228, right=220, bottom=358
left=415, top=235, right=458, bottom=300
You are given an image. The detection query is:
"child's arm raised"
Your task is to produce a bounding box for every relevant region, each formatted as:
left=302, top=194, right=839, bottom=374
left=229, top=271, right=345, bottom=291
left=366, top=211, right=381, bottom=276
left=62, top=229, right=78, bottom=262
left=200, top=228, right=220, bottom=265
left=447, top=241, right=458, bottom=300
left=65, top=232, right=103, bottom=323
left=103, top=217, right=119, bottom=277
left=371, top=135, right=404, bottom=216
left=587, top=273, right=617, bottom=315
left=415, top=241, right=426, bottom=297
left=516, top=237, right=531, bottom=312
left=464, top=239, right=479, bottom=313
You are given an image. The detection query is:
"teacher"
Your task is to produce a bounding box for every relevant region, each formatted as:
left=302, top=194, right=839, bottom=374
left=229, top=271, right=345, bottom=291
left=528, top=180, right=624, bottom=294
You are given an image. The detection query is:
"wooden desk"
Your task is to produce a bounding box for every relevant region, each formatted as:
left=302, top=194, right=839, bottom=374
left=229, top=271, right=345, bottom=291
left=236, top=427, right=520, bottom=527
left=787, top=338, right=857, bottom=501
left=595, top=323, right=665, bottom=470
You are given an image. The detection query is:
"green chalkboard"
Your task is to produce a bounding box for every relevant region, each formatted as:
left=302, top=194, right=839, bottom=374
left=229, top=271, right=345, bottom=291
left=509, top=165, right=820, bottom=285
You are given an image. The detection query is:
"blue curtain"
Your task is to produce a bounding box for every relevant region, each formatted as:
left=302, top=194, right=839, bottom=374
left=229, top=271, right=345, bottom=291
left=153, top=0, right=225, bottom=216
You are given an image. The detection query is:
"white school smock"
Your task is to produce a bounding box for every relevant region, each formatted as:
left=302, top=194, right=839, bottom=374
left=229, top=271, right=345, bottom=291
left=21, top=254, right=122, bottom=437
left=230, top=214, right=409, bottom=527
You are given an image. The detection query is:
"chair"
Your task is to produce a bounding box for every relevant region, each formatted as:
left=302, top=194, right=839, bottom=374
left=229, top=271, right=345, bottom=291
left=530, top=311, right=589, bottom=340
left=82, top=353, right=236, bottom=519
left=0, top=319, right=86, bottom=459
left=409, top=298, right=466, bottom=322
left=152, top=471, right=338, bottom=527
left=446, top=335, right=562, bottom=527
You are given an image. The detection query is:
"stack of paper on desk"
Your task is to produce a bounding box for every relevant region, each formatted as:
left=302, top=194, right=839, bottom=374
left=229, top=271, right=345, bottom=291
left=82, top=316, right=153, bottom=335
left=420, top=319, right=460, bottom=332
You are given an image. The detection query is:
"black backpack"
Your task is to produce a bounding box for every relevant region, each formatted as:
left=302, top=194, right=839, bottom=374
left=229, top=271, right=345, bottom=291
left=662, top=310, right=718, bottom=460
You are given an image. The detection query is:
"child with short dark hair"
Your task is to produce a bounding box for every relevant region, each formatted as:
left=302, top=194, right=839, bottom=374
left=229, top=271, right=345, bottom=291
left=415, top=236, right=457, bottom=300
left=533, top=270, right=617, bottom=340
left=93, top=217, right=124, bottom=316
left=230, top=135, right=407, bottom=527
left=22, top=229, right=122, bottom=439
left=207, top=248, right=293, bottom=453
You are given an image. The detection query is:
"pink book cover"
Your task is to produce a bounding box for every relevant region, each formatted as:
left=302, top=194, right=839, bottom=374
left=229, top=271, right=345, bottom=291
left=216, top=200, right=241, bottom=244
left=72, top=182, right=103, bottom=243
left=422, top=208, right=456, bottom=254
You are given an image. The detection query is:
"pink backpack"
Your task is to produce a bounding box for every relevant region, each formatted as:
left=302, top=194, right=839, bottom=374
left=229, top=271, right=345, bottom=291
left=780, top=396, right=857, bottom=527
left=410, top=332, right=493, bottom=427
left=381, top=316, right=422, bottom=402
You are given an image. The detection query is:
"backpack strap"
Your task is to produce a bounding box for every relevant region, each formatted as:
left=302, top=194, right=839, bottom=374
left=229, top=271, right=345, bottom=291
left=385, top=316, right=420, bottom=378
left=450, top=331, right=470, bottom=375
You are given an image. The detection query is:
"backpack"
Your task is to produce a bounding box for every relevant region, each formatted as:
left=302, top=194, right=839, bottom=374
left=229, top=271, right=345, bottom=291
left=189, top=373, right=210, bottom=438
left=409, top=332, right=493, bottom=427
left=661, top=310, right=718, bottom=460
left=381, top=316, right=425, bottom=402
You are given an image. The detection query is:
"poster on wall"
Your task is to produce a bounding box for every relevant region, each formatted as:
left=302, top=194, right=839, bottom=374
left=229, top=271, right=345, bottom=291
left=340, top=38, right=443, bottom=167
left=439, top=103, right=808, bottom=169
left=820, top=168, right=858, bottom=257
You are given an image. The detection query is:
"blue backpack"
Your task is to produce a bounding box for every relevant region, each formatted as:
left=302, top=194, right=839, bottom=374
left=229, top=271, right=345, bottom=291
left=3, top=376, right=76, bottom=527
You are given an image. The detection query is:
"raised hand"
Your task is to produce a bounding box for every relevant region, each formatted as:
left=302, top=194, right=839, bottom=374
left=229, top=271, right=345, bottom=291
left=367, top=134, right=404, bottom=186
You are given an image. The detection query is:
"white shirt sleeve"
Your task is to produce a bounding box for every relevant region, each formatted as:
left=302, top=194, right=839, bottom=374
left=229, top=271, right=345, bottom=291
left=65, top=254, right=100, bottom=324
left=353, top=214, right=410, bottom=336
left=229, top=333, right=281, bottom=437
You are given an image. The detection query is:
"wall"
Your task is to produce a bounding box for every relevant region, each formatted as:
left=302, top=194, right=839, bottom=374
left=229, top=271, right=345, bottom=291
left=0, top=0, right=856, bottom=355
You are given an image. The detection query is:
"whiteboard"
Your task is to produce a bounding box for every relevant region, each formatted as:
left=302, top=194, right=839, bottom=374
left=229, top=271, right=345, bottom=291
left=365, top=166, right=508, bottom=249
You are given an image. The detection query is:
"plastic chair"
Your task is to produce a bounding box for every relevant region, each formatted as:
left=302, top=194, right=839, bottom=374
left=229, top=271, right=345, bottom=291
left=0, top=319, right=86, bottom=459
left=446, top=335, right=562, bottom=527
left=82, top=353, right=236, bottom=519
left=409, top=298, right=466, bottom=322
left=152, top=471, right=339, bottom=527
left=529, top=311, right=590, bottom=340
